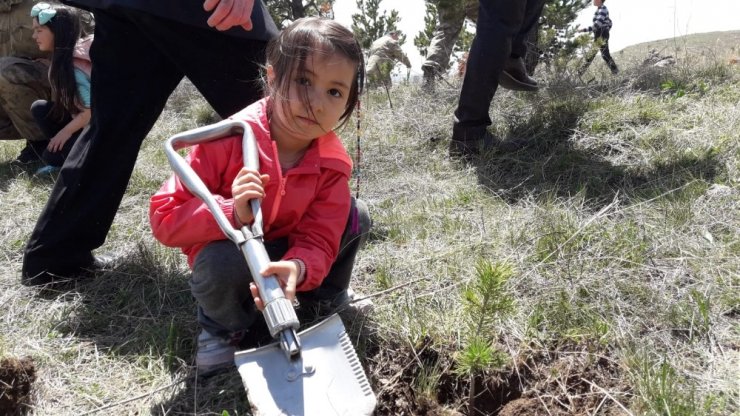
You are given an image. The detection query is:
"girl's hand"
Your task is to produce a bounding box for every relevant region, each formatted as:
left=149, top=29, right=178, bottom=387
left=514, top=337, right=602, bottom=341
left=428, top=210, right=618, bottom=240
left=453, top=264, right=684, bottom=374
left=203, top=0, right=254, bottom=31
left=48, top=131, right=72, bottom=153
left=249, top=260, right=303, bottom=311
left=231, top=168, right=269, bottom=225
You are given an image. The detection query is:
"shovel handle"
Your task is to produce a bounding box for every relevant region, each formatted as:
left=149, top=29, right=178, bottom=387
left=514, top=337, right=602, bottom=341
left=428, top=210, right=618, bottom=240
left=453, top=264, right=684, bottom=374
left=164, top=120, right=300, bottom=342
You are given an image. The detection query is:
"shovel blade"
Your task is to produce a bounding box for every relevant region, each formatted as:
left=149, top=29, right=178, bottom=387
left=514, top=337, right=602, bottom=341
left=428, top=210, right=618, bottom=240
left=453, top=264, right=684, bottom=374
left=235, top=313, right=376, bottom=416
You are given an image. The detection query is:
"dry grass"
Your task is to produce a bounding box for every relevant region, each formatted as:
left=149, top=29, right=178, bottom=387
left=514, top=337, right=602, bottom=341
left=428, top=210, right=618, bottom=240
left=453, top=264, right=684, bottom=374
left=1, top=33, right=738, bottom=415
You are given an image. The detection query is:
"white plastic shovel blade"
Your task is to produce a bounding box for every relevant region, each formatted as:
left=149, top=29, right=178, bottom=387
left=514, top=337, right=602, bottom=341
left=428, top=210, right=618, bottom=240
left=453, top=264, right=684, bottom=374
left=234, top=313, right=376, bottom=416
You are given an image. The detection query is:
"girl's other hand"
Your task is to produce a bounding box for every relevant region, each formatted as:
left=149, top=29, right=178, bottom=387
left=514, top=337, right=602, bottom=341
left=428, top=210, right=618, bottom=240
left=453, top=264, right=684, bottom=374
left=203, top=0, right=254, bottom=31
left=250, top=260, right=302, bottom=311
left=48, top=131, right=71, bottom=153
left=231, top=168, right=269, bottom=224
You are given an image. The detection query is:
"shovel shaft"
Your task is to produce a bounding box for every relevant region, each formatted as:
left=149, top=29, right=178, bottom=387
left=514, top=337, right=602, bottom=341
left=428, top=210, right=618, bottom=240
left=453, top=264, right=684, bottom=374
left=241, top=238, right=300, bottom=343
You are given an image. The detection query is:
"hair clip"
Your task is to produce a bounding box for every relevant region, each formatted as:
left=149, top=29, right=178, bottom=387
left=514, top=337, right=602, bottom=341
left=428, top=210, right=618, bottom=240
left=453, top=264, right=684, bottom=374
left=31, top=3, right=57, bottom=25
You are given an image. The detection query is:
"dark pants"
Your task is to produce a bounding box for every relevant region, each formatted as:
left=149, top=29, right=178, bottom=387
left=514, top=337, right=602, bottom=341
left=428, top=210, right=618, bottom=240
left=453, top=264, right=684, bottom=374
left=30, top=100, right=80, bottom=167
left=190, top=198, right=371, bottom=339
left=580, top=28, right=618, bottom=74
left=452, top=0, right=546, bottom=142
left=22, top=7, right=269, bottom=282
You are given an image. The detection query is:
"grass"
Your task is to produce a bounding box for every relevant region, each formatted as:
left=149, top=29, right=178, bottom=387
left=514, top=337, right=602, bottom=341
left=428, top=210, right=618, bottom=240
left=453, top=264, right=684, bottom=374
left=1, top=32, right=738, bottom=414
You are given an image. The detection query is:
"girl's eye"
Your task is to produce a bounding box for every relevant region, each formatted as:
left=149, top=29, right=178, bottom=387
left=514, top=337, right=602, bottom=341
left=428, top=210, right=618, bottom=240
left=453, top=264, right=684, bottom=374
left=297, top=77, right=310, bottom=86
left=328, top=89, right=342, bottom=98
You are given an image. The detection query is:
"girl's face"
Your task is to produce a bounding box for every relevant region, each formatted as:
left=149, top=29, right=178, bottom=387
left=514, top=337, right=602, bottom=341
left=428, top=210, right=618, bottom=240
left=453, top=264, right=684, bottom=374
left=593, top=0, right=603, bottom=6
left=269, top=50, right=356, bottom=148
left=31, top=19, right=54, bottom=52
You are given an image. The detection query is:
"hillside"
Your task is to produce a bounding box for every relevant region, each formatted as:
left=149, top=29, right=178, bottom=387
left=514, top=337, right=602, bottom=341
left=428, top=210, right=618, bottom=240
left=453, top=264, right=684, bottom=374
left=616, top=30, right=740, bottom=62
left=0, top=32, right=738, bottom=415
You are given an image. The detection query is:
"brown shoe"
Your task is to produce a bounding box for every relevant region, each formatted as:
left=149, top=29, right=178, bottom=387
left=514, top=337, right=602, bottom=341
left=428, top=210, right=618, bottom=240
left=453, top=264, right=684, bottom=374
left=499, top=57, right=538, bottom=92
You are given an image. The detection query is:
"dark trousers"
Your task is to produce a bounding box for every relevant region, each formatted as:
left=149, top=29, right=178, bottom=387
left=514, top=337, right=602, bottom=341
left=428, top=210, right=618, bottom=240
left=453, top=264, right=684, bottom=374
left=22, top=7, right=268, bottom=280
left=30, top=100, right=80, bottom=167
left=190, top=198, right=371, bottom=338
left=580, top=28, right=618, bottom=74
left=453, top=0, right=546, bottom=142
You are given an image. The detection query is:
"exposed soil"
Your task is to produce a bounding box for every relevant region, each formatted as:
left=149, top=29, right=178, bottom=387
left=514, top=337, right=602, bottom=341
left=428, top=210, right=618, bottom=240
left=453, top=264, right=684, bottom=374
left=366, top=338, right=631, bottom=415
left=0, top=356, right=36, bottom=415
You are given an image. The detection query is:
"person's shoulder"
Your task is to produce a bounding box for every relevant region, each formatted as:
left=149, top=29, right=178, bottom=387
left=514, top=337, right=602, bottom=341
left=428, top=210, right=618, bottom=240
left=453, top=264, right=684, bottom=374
left=231, top=98, right=270, bottom=129
left=315, top=132, right=352, bottom=176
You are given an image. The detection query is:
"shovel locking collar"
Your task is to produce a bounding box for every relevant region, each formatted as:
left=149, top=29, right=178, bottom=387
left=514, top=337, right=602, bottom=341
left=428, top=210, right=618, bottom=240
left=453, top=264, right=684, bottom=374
left=165, top=120, right=376, bottom=416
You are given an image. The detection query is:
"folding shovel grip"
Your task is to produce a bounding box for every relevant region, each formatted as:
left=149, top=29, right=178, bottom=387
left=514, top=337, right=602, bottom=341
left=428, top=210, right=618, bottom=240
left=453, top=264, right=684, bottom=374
left=164, top=120, right=300, bottom=344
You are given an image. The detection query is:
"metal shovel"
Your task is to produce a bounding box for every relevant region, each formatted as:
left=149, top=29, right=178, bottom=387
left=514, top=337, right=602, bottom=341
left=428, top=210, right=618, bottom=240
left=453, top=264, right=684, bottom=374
left=164, top=120, right=376, bottom=416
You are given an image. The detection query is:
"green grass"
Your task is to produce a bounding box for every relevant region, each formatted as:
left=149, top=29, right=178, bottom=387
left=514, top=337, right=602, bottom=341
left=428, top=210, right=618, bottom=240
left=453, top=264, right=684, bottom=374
left=1, top=32, right=738, bottom=414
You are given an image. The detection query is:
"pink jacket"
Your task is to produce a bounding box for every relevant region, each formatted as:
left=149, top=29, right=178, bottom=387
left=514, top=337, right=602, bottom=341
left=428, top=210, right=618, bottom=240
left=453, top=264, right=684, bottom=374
left=149, top=98, right=353, bottom=291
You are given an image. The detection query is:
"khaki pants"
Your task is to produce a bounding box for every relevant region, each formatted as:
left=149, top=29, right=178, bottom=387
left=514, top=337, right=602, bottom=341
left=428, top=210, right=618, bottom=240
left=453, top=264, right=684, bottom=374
left=0, top=57, right=49, bottom=141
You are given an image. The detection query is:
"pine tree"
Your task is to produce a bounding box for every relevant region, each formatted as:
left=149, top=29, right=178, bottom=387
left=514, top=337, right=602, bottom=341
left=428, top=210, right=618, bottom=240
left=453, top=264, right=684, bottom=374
left=413, top=2, right=437, bottom=58
left=351, top=0, right=403, bottom=49
left=526, top=0, right=590, bottom=72
left=265, top=0, right=335, bottom=27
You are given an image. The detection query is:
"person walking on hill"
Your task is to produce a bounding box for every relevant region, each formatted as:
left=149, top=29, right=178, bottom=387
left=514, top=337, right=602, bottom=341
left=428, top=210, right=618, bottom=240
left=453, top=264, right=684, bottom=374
left=448, top=0, right=546, bottom=159
left=578, top=0, right=618, bottom=76
left=21, top=0, right=278, bottom=286
left=365, top=30, right=411, bottom=88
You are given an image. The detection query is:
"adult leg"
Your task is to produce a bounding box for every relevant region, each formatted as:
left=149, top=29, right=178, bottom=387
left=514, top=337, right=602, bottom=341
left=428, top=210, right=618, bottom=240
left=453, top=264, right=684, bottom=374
left=499, top=0, right=545, bottom=90
left=452, top=0, right=528, bottom=147
left=510, top=0, right=546, bottom=60
left=130, top=14, right=268, bottom=118
left=422, top=1, right=466, bottom=89
left=22, top=8, right=184, bottom=285
left=0, top=57, right=50, bottom=142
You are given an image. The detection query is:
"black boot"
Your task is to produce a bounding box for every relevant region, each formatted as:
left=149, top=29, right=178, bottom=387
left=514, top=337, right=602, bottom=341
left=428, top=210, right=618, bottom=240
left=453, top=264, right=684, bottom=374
left=13, top=140, right=48, bottom=165
left=422, top=65, right=436, bottom=92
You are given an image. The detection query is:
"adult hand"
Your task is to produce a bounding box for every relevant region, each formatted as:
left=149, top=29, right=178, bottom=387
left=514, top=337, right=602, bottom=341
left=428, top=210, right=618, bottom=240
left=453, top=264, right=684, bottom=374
left=48, top=131, right=71, bottom=153
left=203, top=0, right=255, bottom=31
left=250, top=260, right=303, bottom=310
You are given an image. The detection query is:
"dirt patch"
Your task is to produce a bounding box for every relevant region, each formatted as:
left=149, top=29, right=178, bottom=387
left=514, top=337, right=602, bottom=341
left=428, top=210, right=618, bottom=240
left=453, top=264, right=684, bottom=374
left=366, top=337, right=630, bottom=415
left=497, top=346, right=630, bottom=415
left=0, top=356, right=37, bottom=415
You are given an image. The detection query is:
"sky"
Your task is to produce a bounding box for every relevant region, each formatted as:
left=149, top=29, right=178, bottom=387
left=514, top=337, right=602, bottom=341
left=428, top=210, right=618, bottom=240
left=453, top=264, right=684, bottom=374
left=332, top=0, right=740, bottom=75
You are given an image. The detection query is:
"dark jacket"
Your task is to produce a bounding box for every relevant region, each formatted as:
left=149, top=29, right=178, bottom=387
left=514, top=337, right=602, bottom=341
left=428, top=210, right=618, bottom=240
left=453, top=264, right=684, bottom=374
left=60, top=0, right=278, bottom=41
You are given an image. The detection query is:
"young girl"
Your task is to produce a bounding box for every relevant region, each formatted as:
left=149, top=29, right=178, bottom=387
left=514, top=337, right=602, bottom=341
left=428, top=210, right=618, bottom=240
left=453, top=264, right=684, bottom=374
left=29, top=3, right=92, bottom=174
left=149, top=17, right=371, bottom=375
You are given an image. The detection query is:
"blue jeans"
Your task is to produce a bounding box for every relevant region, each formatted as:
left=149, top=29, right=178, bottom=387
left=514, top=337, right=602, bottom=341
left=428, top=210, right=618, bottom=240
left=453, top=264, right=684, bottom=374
left=190, top=198, right=371, bottom=340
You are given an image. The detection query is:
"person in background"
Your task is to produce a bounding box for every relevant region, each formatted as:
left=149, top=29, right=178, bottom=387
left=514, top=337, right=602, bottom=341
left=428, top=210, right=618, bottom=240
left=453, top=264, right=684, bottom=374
left=421, top=0, right=538, bottom=92
left=448, top=0, right=546, bottom=160
left=578, top=0, right=618, bottom=76
left=150, top=17, right=371, bottom=376
left=21, top=0, right=278, bottom=286
left=365, top=29, right=411, bottom=88
left=29, top=3, right=92, bottom=175
left=0, top=0, right=53, bottom=164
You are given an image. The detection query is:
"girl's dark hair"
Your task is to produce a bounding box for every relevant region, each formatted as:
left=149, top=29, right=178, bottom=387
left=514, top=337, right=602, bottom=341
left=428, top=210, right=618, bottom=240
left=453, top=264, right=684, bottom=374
left=40, top=6, right=82, bottom=120
left=264, top=17, right=365, bottom=131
